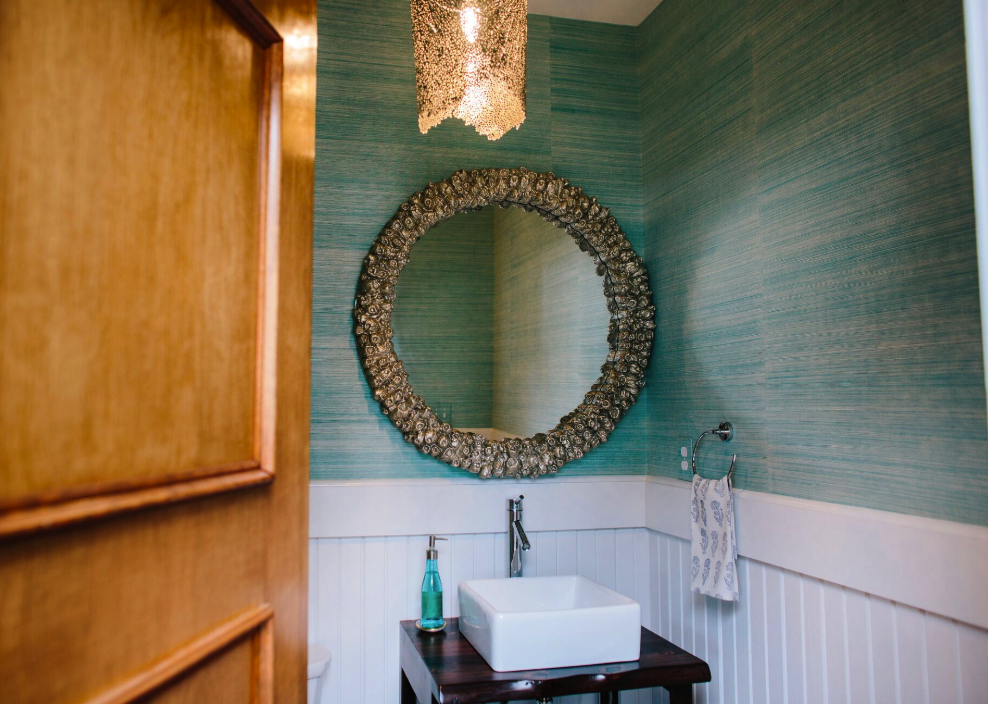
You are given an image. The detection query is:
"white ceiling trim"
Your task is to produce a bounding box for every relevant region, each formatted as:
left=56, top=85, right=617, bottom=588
left=527, top=0, right=663, bottom=26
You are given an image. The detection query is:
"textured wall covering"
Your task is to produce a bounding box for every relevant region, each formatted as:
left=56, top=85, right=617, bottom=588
left=312, top=1, right=644, bottom=478
left=314, top=0, right=987, bottom=521
left=638, top=0, right=988, bottom=523
left=493, top=207, right=609, bottom=437
left=392, top=209, right=495, bottom=429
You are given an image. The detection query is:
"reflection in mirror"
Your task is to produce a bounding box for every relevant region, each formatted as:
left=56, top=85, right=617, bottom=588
left=391, top=205, right=609, bottom=441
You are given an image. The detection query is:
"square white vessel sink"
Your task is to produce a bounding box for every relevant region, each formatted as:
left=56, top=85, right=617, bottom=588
left=458, top=575, right=641, bottom=672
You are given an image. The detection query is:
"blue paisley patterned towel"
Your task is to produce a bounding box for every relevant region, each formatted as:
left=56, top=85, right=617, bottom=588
left=690, top=474, right=739, bottom=601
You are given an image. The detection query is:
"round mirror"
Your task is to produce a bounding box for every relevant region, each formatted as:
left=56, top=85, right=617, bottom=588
left=353, top=168, right=654, bottom=478
left=392, top=204, right=609, bottom=440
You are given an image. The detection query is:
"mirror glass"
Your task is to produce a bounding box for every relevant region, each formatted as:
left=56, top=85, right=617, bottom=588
left=391, top=205, right=610, bottom=441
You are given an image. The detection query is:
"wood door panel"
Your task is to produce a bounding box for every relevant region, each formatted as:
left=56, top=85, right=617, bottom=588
left=0, top=0, right=274, bottom=507
left=0, top=492, right=268, bottom=704
left=0, top=0, right=312, bottom=700
left=143, top=635, right=256, bottom=704
left=88, top=605, right=272, bottom=704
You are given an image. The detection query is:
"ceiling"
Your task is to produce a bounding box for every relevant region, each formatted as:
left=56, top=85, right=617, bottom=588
left=527, top=0, right=663, bottom=26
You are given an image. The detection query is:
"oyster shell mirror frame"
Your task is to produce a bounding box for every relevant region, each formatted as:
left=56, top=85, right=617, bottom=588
left=353, top=168, right=655, bottom=478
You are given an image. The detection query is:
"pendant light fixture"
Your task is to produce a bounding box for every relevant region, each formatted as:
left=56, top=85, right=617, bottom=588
left=410, top=0, right=527, bottom=140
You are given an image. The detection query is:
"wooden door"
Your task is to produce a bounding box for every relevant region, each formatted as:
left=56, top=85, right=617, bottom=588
left=0, top=0, right=315, bottom=702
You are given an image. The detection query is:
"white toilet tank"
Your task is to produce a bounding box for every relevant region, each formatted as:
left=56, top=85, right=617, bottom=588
left=307, top=643, right=331, bottom=703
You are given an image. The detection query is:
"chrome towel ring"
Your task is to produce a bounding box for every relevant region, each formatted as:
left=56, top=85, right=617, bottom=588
left=691, top=421, right=736, bottom=480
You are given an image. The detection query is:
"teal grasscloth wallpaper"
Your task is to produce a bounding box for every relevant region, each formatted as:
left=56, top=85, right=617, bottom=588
left=639, top=0, right=988, bottom=524
left=312, top=0, right=644, bottom=479
left=314, top=0, right=988, bottom=525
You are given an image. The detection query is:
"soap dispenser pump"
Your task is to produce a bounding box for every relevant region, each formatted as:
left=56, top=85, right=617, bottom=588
left=418, top=535, right=447, bottom=632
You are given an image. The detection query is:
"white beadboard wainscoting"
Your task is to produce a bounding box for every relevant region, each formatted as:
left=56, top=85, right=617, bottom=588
left=646, top=532, right=988, bottom=704
left=309, top=476, right=988, bottom=704
left=644, top=478, right=988, bottom=704
left=308, top=528, right=657, bottom=704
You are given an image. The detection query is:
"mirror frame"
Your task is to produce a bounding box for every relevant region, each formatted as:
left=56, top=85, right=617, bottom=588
left=353, top=167, right=655, bottom=478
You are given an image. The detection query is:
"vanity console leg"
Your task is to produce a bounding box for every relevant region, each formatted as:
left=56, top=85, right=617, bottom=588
left=599, top=693, right=619, bottom=704
left=665, top=684, right=693, bottom=703
left=400, top=669, right=416, bottom=704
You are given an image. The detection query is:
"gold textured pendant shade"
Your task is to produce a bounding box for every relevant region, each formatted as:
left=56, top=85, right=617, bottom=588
left=410, top=0, right=527, bottom=140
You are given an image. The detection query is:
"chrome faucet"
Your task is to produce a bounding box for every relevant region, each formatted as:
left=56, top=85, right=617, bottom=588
left=508, top=495, right=530, bottom=578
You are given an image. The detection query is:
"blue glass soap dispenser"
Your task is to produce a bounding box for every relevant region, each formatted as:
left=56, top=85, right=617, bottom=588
left=418, top=535, right=447, bottom=632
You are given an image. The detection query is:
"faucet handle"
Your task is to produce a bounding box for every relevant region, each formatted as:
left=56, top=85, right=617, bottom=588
left=513, top=519, right=531, bottom=551
left=507, top=494, right=524, bottom=510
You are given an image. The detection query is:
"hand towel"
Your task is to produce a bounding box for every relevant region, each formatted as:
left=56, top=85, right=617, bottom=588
left=690, top=474, right=739, bottom=601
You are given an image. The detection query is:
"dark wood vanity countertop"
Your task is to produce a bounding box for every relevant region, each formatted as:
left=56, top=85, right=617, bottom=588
left=399, top=618, right=711, bottom=704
